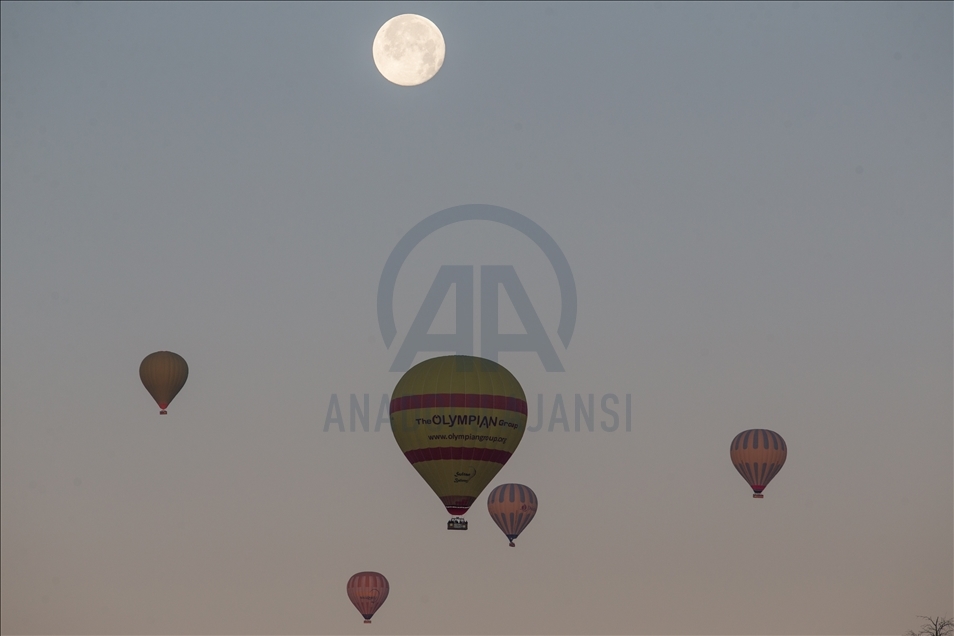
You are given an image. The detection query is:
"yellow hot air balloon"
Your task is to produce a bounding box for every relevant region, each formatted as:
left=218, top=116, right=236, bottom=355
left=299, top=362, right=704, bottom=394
left=390, top=355, right=527, bottom=527
left=730, top=429, right=787, bottom=498
left=139, top=351, right=188, bottom=414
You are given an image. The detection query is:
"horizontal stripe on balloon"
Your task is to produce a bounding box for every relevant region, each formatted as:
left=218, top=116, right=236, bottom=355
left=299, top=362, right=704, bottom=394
left=441, top=495, right=476, bottom=515
left=404, top=447, right=513, bottom=465
left=390, top=393, right=527, bottom=415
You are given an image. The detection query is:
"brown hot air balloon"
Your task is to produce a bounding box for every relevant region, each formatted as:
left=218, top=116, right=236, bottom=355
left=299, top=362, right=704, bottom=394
left=730, top=429, right=787, bottom=498
left=347, top=572, right=389, bottom=624
left=487, top=483, right=538, bottom=547
left=139, top=351, right=188, bottom=415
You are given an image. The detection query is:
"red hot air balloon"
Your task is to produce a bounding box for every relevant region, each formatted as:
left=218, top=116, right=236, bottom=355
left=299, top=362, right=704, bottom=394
left=730, top=429, right=787, bottom=498
left=487, top=483, right=538, bottom=547
left=347, top=572, right=389, bottom=624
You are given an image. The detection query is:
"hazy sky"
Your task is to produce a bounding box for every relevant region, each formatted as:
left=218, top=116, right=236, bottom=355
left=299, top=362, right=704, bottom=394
left=1, top=2, right=951, bottom=634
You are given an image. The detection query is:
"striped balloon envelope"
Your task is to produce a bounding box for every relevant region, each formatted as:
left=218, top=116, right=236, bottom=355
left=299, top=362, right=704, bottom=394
left=487, top=483, right=538, bottom=547
left=139, top=351, right=189, bottom=415
left=390, top=355, right=528, bottom=522
left=346, top=572, right=389, bottom=624
left=730, top=429, right=787, bottom=498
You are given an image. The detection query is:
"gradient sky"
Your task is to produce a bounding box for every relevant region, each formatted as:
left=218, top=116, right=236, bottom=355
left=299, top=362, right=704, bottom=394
left=1, top=2, right=951, bottom=635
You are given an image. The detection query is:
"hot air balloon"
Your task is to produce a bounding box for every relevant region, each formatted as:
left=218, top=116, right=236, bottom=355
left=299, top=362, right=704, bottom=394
left=390, top=355, right=528, bottom=527
left=488, top=483, right=537, bottom=547
left=139, top=351, right=188, bottom=415
left=730, top=429, right=787, bottom=498
left=347, top=572, right=389, bottom=624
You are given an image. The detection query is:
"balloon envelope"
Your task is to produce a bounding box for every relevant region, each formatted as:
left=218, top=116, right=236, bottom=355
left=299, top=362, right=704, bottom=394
left=347, top=571, right=389, bottom=623
left=730, top=429, right=787, bottom=498
left=390, top=355, right=528, bottom=517
left=139, top=351, right=188, bottom=414
left=488, top=483, right=538, bottom=546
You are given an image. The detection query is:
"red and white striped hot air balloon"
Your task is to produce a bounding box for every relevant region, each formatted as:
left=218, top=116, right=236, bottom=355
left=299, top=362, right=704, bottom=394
left=487, top=483, right=538, bottom=547
left=347, top=572, right=389, bottom=624
left=730, top=429, right=787, bottom=498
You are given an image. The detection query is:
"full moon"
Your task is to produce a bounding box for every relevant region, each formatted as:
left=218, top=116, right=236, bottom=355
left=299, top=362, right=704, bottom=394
left=372, top=14, right=445, bottom=87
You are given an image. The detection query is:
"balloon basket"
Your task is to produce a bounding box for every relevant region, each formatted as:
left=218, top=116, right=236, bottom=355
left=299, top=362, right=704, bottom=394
left=752, top=493, right=764, bottom=499
left=509, top=542, right=515, bottom=547
left=447, top=517, right=468, bottom=530
left=159, top=410, right=167, bottom=415
left=364, top=620, right=371, bottom=624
